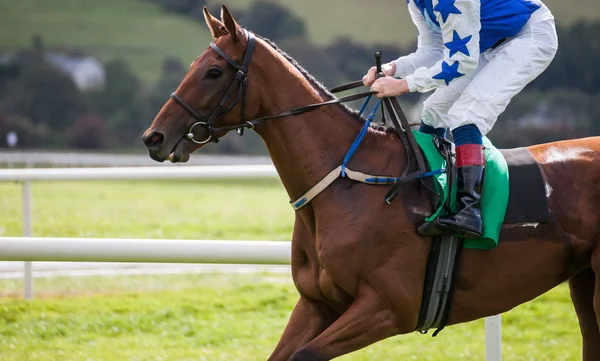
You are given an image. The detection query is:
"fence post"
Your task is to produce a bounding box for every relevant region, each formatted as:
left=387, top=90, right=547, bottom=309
left=485, top=315, right=502, bottom=361
left=22, top=180, right=33, bottom=300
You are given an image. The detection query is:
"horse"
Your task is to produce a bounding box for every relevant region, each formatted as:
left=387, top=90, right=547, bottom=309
left=142, top=6, right=600, bottom=361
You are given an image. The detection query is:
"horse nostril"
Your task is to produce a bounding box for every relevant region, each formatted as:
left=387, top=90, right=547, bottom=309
left=143, top=131, right=165, bottom=149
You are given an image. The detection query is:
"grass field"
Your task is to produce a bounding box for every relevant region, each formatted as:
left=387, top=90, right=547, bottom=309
left=0, top=179, right=293, bottom=240
left=1, top=0, right=599, bottom=84
left=0, top=178, right=584, bottom=360
left=0, top=274, right=581, bottom=361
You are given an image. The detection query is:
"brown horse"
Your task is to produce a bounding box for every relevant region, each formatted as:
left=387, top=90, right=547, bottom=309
left=142, top=6, right=600, bottom=361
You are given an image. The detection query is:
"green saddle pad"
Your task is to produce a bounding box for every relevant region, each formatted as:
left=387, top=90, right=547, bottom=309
left=412, top=131, right=509, bottom=250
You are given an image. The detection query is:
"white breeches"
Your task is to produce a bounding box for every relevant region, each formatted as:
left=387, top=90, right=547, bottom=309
left=421, top=3, right=558, bottom=135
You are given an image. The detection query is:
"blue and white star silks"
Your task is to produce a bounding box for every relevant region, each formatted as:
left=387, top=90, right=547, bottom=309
left=432, top=61, right=464, bottom=85
left=433, top=0, right=462, bottom=22
left=399, top=0, right=481, bottom=93
left=387, top=0, right=554, bottom=138
left=445, top=30, right=472, bottom=57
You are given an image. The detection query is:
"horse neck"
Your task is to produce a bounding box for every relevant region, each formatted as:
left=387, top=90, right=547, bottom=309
left=250, top=49, right=366, bottom=200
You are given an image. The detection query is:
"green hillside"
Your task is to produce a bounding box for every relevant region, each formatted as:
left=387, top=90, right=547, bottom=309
left=0, top=0, right=598, bottom=85
left=0, top=0, right=213, bottom=84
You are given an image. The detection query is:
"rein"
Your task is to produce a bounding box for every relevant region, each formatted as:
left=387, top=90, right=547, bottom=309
left=169, top=29, right=439, bottom=209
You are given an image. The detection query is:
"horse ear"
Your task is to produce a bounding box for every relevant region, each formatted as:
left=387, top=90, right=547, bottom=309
left=221, top=5, right=241, bottom=43
left=203, top=6, right=226, bottom=39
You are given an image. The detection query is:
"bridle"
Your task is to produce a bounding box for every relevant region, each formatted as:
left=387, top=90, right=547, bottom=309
left=169, top=29, right=431, bottom=205
left=170, top=30, right=256, bottom=144
left=170, top=29, right=374, bottom=145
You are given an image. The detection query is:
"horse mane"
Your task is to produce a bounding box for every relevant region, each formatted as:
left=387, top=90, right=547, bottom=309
left=257, top=35, right=392, bottom=133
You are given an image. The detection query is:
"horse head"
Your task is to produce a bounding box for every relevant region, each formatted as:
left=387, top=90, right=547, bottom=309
left=142, top=6, right=262, bottom=163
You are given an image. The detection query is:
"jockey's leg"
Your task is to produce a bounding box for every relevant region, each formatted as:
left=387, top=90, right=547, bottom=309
left=415, top=59, right=488, bottom=237
left=437, top=3, right=558, bottom=238
left=419, top=121, right=447, bottom=138
left=419, top=68, right=482, bottom=138
left=437, top=124, right=485, bottom=237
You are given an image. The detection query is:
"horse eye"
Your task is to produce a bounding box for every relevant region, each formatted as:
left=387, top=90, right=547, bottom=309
left=206, top=68, right=223, bottom=79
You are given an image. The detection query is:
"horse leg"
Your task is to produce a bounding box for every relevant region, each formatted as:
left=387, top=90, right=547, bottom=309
left=569, top=268, right=600, bottom=360
left=267, top=296, right=337, bottom=361
left=290, top=284, right=401, bottom=361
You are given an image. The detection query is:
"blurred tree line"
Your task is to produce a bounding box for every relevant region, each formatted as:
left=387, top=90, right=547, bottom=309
left=0, top=41, right=186, bottom=151
left=489, top=22, right=600, bottom=147
left=1, top=0, right=599, bottom=151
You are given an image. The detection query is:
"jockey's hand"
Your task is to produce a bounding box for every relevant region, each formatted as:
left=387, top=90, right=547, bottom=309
left=371, top=77, right=410, bottom=98
left=362, top=63, right=396, bottom=86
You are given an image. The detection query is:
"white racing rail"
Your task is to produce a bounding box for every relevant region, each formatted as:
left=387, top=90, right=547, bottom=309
left=0, top=238, right=291, bottom=264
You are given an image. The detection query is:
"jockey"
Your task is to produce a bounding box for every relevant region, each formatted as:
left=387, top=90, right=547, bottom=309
left=363, top=0, right=558, bottom=238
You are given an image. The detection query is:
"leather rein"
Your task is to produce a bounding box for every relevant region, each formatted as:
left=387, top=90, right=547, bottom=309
left=170, top=29, right=429, bottom=205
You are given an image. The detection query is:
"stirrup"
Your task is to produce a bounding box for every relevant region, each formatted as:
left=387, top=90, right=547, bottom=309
left=437, top=219, right=482, bottom=239
left=417, top=218, right=482, bottom=239
left=417, top=219, right=446, bottom=237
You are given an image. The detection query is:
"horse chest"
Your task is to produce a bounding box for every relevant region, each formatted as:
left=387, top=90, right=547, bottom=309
left=292, top=243, right=356, bottom=308
left=317, top=267, right=350, bottom=304
left=293, top=260, right=353, bottom=307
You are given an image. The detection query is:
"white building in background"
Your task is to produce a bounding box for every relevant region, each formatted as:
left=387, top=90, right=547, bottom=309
left=44, top=53, right=106, bottom=91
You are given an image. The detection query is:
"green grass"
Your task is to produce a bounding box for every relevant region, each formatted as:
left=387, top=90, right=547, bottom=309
left=2, top=0, right=598, bottom=85
left=0, top=273, right=581, bottom=361
left=0, top=179, right=294, bottom=240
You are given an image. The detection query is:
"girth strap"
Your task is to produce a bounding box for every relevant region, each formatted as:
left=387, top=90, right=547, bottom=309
left=415, top=234, right=464, bottom=336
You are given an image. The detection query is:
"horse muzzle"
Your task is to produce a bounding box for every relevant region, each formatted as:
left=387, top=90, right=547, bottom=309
left=142, top=130, right=191, bottom=163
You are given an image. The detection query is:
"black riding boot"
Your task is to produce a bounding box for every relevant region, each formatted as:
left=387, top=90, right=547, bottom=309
left=438, top=165, right=485, bottom=238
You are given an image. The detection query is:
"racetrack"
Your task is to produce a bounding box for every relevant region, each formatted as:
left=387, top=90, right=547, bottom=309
left=0, top=262, right=290, bottom=280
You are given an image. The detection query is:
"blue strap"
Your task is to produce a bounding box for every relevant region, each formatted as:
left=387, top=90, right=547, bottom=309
left=341, top=100, right=382, bottom=177
left=357, top=95, right=373, bottom=117
left=420, top=168, right=447, bottom=178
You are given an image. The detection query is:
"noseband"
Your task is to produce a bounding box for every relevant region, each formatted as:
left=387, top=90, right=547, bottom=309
left=170, top=30, right=256, bottom=144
